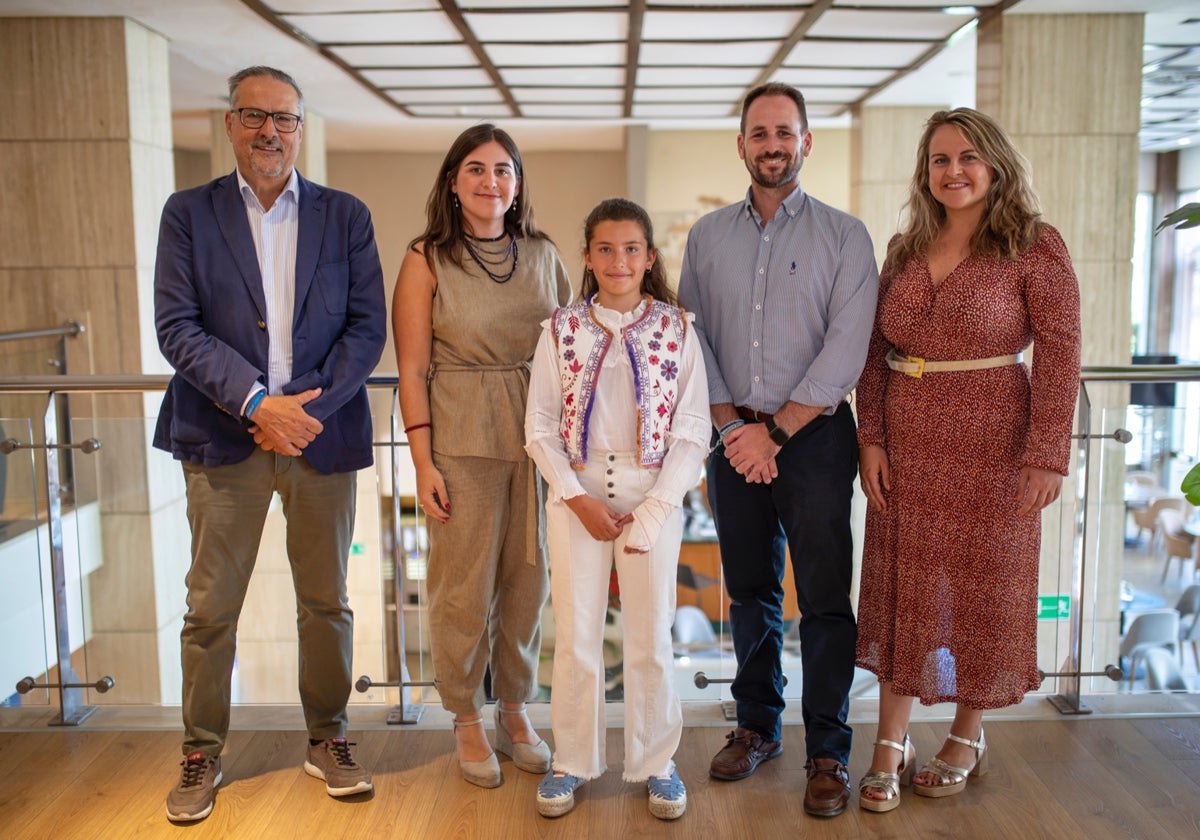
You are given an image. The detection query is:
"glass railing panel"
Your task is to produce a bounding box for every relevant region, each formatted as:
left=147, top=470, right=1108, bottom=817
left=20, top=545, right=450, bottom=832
left=0, top=416, right=52, bottom=710
left=1100, top=390, right=1200, bottom=695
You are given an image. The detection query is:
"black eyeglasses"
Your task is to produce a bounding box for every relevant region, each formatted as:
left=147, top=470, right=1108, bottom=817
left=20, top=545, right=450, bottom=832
left=231, top=108, right=302, bottom=133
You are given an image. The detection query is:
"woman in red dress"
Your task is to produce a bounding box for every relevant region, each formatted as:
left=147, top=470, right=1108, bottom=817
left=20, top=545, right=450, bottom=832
left=855, top=108, right=1081, bottom=812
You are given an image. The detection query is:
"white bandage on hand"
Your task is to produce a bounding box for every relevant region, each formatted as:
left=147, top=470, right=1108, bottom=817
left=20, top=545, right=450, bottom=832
left=625, top=497, right=675, bottom=552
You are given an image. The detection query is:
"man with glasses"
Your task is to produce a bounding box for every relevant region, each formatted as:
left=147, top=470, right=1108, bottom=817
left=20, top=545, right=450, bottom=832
left=155, top=65, right=385, bottom=822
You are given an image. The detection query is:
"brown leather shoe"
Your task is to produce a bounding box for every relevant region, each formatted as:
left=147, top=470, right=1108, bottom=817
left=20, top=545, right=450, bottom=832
left=804, top=757, right=851, bottom=817
left=709, top=727, right=783, bottom=780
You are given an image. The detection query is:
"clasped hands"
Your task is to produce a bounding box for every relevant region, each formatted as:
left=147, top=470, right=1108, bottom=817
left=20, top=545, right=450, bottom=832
left=565, top=495, right=648, bottom=554
left=722, top=423, right=779, bottom=484
left=247, top=387, right=323, bottom=457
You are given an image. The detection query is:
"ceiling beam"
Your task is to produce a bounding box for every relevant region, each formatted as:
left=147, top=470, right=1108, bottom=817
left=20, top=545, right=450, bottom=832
left=238, top=0, right=415, bottom=116
left=732, top=0, right=837, bottom=117
left=439, top=0, right=523, bottom=118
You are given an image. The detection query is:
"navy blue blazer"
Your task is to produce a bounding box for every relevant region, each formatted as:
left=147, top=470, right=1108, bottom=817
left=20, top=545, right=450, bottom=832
left=153, top=171, right=386, bottom=475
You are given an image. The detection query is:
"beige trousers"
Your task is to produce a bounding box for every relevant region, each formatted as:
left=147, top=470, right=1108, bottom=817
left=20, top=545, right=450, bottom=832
left=426, top=453, right=549, bottom=714
left=180, top=449, right=356, bottom=756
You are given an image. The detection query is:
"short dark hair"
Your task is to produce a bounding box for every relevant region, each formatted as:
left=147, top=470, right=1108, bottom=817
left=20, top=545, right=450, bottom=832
left=227, top=66, right=304, bottom=117
left=740, top=83, right=807, bottom=135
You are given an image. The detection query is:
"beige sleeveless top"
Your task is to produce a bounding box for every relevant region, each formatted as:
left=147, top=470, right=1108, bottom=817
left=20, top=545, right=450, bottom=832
left=429, top=237, right=571, bottom=461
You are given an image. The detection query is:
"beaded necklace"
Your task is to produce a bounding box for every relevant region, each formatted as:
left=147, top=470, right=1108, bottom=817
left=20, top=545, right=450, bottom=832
left=463, top=232, right=519, bottom=284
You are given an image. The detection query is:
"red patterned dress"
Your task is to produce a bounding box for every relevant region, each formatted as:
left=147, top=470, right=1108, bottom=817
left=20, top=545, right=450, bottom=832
left=855, top=224, right=1081, bottom=708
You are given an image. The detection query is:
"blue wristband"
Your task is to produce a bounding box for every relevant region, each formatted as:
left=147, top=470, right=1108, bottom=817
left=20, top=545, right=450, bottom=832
left=717, top=418, right=745, bottom=442
left=245, top=390, right=266, bottom=420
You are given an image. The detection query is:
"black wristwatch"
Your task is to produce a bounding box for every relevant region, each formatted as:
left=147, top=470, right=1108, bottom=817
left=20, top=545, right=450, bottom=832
left=766, top=418, right=791, bottom=446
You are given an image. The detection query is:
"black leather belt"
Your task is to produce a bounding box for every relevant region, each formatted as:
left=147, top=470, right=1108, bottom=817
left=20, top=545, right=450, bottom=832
left=735, top=405, right=774, bottom=424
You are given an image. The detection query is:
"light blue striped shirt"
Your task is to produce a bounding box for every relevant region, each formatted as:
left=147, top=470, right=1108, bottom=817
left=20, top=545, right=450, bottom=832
left=677, top=182, right=879, bottom=415
left=237, top=169, right=299, bottom=401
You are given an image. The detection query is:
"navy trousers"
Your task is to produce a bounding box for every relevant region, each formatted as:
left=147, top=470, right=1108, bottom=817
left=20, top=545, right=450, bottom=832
left=707, top=401, right=857, bottom=762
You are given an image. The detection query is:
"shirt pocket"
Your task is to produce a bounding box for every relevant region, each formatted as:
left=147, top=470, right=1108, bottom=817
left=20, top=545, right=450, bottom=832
left=316, top=260, right=349, bottom=315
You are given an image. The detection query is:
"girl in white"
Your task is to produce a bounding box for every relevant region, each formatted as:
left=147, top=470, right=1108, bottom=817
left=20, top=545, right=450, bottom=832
left=525, top=198, right=710, bottom=820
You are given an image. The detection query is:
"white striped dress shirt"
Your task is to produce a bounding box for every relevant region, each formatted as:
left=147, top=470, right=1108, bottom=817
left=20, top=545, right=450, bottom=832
left=678, top=181, right=879, bottom=415
left=237, top=169, right=299, bottom=399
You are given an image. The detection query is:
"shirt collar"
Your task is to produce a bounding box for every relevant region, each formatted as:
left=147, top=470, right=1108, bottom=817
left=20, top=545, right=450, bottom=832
left=236, top=167, right=299, bottom=212
left=742, top=180, right=806, bottom=224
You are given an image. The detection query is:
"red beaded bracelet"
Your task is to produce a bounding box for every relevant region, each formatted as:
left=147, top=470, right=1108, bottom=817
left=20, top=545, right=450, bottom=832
left=404, top=422, right=431, bottom=434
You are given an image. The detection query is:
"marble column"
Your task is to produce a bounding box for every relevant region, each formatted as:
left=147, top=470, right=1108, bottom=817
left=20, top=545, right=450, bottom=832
left=0, top=17, right=181, bottom=703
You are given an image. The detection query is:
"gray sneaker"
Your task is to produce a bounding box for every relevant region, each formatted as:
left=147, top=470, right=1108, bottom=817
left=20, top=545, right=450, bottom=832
left=304, top=738, right=373, bottom=796
left=165, top=751, right=222, bottom=822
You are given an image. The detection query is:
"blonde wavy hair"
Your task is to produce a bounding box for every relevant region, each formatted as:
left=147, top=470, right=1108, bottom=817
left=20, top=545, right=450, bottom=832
left=885, top=108, right=1042, bottom=275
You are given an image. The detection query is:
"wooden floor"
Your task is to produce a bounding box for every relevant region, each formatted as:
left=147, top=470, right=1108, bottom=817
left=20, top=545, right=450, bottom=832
left=4, top=712, right=1200, bottom=839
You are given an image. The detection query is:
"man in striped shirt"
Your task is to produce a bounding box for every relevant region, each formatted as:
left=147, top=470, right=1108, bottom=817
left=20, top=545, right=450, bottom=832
left=155, top=66, right=385, bottom=822
left=677, top=82, right=878, bottom=819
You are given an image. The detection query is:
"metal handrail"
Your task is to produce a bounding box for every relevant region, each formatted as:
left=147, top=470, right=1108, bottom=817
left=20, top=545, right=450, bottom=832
left=0, top=320, right=84, bottom=344
left=1081, top=364, right=1200, bottom=382
left=0, top=365, right=1197, bottom=394
left=0, top=374, right=401, bottom=393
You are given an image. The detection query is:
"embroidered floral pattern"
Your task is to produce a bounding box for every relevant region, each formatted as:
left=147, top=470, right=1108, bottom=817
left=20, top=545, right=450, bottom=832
left=551, top=297, right=687, bottom=468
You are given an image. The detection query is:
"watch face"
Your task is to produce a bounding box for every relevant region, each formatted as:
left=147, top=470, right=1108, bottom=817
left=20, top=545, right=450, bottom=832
left=768, top=422, right=789, bottom=445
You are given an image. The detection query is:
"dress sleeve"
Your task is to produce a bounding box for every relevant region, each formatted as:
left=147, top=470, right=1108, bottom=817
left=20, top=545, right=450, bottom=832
left=854, top=245, right=899, bottom=449
left=1020, top=225, right=1081, bottom=475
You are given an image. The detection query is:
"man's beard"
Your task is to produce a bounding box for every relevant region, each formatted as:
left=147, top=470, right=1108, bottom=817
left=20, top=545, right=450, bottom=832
left=747, top=152, right=802, bottom=188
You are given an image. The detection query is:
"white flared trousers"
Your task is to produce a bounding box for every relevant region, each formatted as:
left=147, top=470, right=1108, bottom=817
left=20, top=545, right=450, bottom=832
left=546, top=452, right=683, bottom=782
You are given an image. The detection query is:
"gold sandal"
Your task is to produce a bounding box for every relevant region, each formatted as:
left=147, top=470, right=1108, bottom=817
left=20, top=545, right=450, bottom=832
left=912, top=728, right=987, bottom=798
left=858, top=734, right=915, bottom=813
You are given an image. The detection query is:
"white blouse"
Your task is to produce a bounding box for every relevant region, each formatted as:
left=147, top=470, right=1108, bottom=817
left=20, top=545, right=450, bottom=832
left=525, top=298, right=711, bottom=529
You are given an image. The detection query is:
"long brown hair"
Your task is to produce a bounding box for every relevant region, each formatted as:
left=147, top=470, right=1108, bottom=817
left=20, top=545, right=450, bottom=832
left=579, top=198, right=677, bottom=307
left=408, top=124, right=549, bottom=270
left=885, top=108, right=1042, bottom=275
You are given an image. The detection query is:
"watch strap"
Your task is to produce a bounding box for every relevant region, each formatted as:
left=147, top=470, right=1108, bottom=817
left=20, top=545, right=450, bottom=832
left=766, top=418, right=790, bottom=446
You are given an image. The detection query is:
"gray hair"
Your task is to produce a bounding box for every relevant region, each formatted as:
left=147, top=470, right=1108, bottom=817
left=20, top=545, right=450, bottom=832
left=227, top=66, right=304, bottom=117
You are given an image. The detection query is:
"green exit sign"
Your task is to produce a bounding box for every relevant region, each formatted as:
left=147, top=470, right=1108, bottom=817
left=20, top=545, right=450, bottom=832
left=350, top=542, right=366, bottom=556
left=1038, top=594, right=1070, bottom=620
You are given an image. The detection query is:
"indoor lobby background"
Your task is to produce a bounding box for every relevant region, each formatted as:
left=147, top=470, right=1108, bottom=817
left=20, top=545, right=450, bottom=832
left=2, top=1, right=1200, bottom=751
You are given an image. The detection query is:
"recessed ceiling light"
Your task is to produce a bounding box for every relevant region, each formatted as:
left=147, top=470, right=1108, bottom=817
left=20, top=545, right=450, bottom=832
left=942, top=6, right=977, bottom=13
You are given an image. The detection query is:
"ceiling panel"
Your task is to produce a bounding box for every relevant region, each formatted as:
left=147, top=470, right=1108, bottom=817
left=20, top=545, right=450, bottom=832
left=364, top=68, right=494, bottom=88
left=250, top=1, right=1200, bottom=151
left=639, top=42, right=781, bottom=67
left=464, top=11, right=628, bottom=42
left=388, top=88, right=504, bottom=104
left=511, top=87, right=625, bottom=103
left=809, top=10, right=972, bottom=41
left=485, top=43, right=627, bottom=66
left=280, top=11, right=459, bottom=43
left=500, top=67, right=626, bottom=87
left=330, top=44, right=478, bottom=67
left=641, top=10, right=806, bottom=41
left=784, top=40, right=932, bottom=68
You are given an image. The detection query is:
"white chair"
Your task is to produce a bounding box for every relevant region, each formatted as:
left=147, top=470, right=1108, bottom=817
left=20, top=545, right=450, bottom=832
left=1178, top=584, right=1200, bottom=671
left=1143, top=648, right=1188, bottom=692
left=1133, top=496, right=1185, bottom=550
left=671, top=605, right=720, bottom=656
left=1118, top=608, right=1180, bottom=686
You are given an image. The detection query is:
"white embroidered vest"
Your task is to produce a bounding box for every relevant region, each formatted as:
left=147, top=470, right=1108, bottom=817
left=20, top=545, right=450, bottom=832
left=550, top=295, right=688, bottom=469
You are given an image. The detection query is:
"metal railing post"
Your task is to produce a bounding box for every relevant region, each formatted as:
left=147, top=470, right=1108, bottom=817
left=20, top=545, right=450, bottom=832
left=43, top=392, right=95, bottom=724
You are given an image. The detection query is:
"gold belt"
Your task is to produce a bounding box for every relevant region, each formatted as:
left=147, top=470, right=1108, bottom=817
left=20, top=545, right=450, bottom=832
left=885, top=347, right=1024, bottom=379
